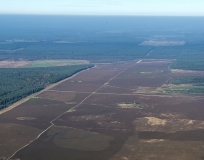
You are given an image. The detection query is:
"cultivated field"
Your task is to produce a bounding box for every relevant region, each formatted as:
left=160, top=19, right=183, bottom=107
left=1, top=60, right=204, bottom=160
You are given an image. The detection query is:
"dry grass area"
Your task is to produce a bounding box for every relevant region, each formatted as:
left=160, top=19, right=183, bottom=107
left=47, top=126, right=114, bottom=151
left=16, top=117, right=37, bottom=121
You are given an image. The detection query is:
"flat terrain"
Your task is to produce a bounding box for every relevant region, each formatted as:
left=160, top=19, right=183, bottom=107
left=0, top=60, right=89, bottom=68
left=1, top=60, right=204, bottom=160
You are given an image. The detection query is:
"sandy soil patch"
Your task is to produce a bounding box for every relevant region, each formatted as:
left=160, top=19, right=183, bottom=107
left=146, top=117, right=167, bottom=126
left=16, top=117, right=37, bottom=121
left=133, top=117, right=204, bottom=132
left=0, top=60, right=90, bottom=68
left=117, top=102, right=149, bottom=109
left=170, top=69, right=204, bottom=74
left=159, top=112, right=184, bottom=119
left=139, top=40, right=185, bottom=46
left=0, top=61, right=29, bottom=68
left=134, top=87, right=158, bottom=94
left=142, top=139, right=165, bottom=143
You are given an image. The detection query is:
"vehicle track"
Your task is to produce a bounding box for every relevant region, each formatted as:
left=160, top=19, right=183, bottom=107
left=7, top=60, right=141, bottom=160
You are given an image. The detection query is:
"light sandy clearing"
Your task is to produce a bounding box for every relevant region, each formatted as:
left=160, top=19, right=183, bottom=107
left=16, top=117, right=37, bottom=121
left=142, top=139, right=165, bottom=143
left=170, top=69, right=204, bottom=74
left=146, top=117, right=167, bottom=126
left=133, top=117, right=204, bottom=132
left=0, top=60, right=90, bottom=68
left=0, top=61, right=29, bottom=68
left=139, top=40, right=185, bottom=46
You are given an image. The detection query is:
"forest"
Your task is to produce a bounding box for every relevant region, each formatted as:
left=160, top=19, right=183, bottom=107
left=0, top=64, right=93, bottom=110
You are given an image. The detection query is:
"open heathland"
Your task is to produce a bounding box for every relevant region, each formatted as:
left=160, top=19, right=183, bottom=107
left=0, top=60, right=202, bottom=160
left=1, top=16, right=204, bottom=160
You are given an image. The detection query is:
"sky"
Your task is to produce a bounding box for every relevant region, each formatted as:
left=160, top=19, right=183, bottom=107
left=0, top=0, right=204, bottom=16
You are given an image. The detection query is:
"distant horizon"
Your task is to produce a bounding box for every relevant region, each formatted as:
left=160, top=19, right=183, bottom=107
left=1, top=14, right=204, bottom=17
left=1, top=0, right=204, bottom=16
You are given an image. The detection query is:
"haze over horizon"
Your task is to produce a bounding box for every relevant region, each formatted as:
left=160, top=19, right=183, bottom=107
left=0, top=0, right=204, bottom=16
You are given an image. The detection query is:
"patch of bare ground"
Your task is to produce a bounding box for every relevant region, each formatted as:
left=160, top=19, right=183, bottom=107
left=117, top=102, right=149, bottom=109
left=170, top=69, right=204, bottom=74
left=138, top=59, right=173, bottom=64
left=0, top=123, right=42, bottom=159
left=0, top=61, right=29, bottom=68
left=16, top=117, right=37, bottom=121
left=139, top=40, right=185, bottom=46
left=133, top=116, right=204, bottom=132
left=134, top=87, right=158, bottom=94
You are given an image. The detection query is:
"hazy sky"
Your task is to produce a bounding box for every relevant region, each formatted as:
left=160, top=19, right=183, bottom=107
left=0, top=0, right=204, bottom=16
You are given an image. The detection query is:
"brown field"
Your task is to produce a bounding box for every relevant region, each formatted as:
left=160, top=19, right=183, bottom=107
left=0, top=60, right=204, bottom=160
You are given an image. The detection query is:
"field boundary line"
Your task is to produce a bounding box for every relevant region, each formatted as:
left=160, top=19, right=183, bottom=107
left=0, top=67, right=92, bottom=116
left=7, top=60, right=139, bottom=160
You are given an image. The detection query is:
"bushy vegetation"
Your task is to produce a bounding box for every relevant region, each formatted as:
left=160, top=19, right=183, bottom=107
left=170, top=47, right=204, bottom=70
left=167, top=77, right=204, bottom=94
left=0, top=42, right=153, bottom=62
left=168, top=77, right=204, bottom=86
left=147, top=46, right=183, bottom=59
left=0, top=64, right=93, bottom=110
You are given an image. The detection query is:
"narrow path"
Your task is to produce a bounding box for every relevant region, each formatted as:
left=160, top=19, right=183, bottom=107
left=7, top=60, right=140, bottom=160
left=146, top=48, right=154, bottom=57
left=0, top=67, right=91, bottom=115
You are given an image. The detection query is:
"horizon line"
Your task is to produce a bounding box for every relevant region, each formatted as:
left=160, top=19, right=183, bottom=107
left=0, top=13, right=204, bottom=17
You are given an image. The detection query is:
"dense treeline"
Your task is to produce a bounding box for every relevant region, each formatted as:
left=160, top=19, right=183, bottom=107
left=1, top=42, right=204, bottom=70
left=168, top=77, right=204, bottom=86
left=170, top=46, right=204, bottom=71
left=0, top=42, right=153, bottom=62
left=168, top=76, right=204, bottom=93
left=0, top=64, right=93, bottom=110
